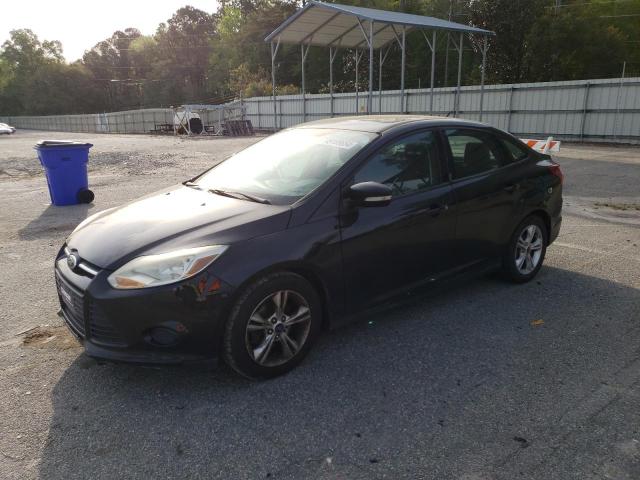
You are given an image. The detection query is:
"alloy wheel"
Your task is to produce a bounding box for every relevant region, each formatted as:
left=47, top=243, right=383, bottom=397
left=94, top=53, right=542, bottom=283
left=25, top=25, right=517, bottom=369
left=515, top=224, right=543, bottom=275
left=245, top=290, right=312, bottom=367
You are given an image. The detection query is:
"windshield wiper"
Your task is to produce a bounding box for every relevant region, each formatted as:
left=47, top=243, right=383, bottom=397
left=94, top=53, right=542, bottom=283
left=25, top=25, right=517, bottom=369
left=183, top=180, right=201, bottom=189
left=208, top=189, right=271, bottom=204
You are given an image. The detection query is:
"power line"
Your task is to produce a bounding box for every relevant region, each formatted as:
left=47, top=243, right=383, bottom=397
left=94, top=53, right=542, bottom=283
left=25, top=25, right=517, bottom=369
left=547, top=0, right=638, bottom=7
left=599, top=13, right=640, bottom=17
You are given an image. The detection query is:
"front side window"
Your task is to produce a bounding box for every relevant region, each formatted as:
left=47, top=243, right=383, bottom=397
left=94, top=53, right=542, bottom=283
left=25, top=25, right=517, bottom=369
left=195, top=128, right=377, bottom=204
left=445, top=129, right=503, bottom=179
left=354, top=130, right=443, bottom=196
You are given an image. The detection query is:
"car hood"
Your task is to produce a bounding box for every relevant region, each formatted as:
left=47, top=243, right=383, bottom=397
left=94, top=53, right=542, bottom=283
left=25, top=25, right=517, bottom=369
left=67, top=185, right=291, bottom=269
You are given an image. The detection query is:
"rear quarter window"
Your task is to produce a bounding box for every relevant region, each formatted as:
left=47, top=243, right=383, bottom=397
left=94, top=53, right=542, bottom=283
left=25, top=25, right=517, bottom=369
left=500, top=137, right=530, bottom=163
left=444, top=129, right=503, bottom=179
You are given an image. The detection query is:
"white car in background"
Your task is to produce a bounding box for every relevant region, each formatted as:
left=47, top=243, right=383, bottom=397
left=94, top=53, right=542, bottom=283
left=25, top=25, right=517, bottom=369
left=0, top=123, right=16, bottom=134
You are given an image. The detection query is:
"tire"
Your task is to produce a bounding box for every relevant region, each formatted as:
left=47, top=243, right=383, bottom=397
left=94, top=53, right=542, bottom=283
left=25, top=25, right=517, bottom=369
left=501, top=215, right=548, bottom=283
left=223, top=272, right=322, bottom=379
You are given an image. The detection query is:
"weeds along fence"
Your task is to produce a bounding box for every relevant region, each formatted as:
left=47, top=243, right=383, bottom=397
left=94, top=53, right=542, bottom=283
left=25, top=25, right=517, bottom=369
left=1, top=77, right=639, bottom=144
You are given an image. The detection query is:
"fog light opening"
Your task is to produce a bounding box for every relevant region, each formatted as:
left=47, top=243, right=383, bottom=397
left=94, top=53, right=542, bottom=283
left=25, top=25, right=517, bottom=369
left=145, top=327, right=182, bottom=347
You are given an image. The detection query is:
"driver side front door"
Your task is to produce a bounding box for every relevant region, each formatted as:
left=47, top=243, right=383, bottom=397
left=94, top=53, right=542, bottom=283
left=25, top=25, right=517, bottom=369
left=339, top=129, right=457, bottom=312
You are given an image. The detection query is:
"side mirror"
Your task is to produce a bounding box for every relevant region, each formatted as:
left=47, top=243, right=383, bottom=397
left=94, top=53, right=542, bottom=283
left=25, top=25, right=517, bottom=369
left=348, top=182, right=392, bottom=207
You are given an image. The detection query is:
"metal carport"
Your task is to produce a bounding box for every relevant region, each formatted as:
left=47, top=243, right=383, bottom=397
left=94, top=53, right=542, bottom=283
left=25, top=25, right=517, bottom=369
left=265, top=1, right=494, bottom=128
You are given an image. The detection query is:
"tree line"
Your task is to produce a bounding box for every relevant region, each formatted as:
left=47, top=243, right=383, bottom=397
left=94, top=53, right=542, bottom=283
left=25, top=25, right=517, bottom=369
left=1, top=0, right=638, bottom=116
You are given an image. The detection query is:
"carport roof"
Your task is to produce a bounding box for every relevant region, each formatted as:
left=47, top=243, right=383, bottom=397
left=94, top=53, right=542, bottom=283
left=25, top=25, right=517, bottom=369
left=264, top=1, right=494, bottom=49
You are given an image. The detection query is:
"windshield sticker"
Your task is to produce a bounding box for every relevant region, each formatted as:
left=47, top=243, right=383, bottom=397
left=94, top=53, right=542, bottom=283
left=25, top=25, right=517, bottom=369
left=316, top=137, right=362, bottom=150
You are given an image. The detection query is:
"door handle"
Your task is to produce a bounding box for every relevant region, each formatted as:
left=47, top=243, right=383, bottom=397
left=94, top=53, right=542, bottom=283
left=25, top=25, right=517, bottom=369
left=503, top=184, right=518, bottom=193
left=427, top=203, right=448, bottom=216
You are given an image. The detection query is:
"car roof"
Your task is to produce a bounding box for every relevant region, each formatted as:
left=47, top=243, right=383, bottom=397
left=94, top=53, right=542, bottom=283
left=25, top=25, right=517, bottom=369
left=295, top=115, right=489, bottom=133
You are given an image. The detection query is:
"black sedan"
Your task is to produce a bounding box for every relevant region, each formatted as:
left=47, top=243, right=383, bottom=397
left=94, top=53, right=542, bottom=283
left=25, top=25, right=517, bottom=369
left=55, top=116, right=563, bottom=378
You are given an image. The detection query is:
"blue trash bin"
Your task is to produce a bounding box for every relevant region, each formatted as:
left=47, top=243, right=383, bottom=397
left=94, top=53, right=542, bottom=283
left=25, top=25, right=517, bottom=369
left=34, top=140, right=94, bottom=206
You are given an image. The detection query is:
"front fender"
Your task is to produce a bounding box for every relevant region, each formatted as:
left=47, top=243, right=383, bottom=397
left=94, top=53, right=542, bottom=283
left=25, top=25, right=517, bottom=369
left=211, top=215, right=345, bottom=325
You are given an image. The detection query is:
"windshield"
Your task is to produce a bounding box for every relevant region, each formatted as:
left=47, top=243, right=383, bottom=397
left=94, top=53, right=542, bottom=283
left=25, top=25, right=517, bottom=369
left=194, top=128, right=377, bottom=204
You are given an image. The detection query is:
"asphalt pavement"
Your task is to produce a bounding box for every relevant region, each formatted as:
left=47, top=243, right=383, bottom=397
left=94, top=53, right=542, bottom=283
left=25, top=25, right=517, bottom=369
left=0, top=131, right=639, bottom=479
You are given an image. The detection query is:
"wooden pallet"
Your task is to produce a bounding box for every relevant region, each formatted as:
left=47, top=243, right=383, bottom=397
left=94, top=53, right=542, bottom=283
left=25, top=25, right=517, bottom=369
left=222, top=120, right=255, bottom=136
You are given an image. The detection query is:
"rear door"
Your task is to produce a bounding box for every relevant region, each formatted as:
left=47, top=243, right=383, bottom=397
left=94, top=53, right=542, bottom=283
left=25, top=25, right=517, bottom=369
left=339, top=129, right=456, bottom=311
left=443, top=128, right=527, bottom=265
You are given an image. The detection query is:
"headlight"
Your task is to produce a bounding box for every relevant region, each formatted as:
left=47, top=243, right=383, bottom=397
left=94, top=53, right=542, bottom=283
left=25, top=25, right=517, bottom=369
left=107, top=245, right=228, bottom=289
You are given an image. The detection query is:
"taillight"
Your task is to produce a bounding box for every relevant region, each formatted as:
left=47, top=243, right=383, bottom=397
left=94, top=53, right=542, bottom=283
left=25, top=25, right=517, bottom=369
left=549, top=164, right=563, bottom=184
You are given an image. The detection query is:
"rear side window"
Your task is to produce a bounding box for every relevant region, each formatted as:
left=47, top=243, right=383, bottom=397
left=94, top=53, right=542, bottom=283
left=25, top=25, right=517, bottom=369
left=354, top=130, right=443, bottom=196
left=500, top=137, right=529, bottom=163
left=444, top=129, right=503, bottom=179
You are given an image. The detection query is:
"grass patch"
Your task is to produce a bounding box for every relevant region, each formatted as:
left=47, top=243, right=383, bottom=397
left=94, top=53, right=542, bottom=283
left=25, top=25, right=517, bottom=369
left=593, top=202, right=640, bottom=211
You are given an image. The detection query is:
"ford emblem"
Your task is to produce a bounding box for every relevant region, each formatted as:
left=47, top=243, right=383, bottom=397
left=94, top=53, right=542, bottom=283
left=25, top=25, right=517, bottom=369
left=67, top=253, right=79, bottom=270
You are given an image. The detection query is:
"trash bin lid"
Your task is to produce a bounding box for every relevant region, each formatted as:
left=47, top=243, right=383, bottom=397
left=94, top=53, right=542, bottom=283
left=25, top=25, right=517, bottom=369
left=35, top=140, right=93, bottom=148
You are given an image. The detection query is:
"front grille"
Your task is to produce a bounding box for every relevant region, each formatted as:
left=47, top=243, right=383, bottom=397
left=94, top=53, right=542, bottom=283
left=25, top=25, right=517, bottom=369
left=56, top=270, right=125, bottom=347
left=56, top=275, right=86, bottom=338
left=89, top=302, right=126, bottom=347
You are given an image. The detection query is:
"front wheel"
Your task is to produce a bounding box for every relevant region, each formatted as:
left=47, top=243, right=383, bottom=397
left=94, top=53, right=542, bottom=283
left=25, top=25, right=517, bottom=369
left=501, top=215, right=548, bottom=283
left=223, top=272, right=321, bottom=379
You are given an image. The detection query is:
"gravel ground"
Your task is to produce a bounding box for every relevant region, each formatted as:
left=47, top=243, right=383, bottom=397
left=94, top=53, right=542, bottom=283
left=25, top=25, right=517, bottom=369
left=0, top=130, right=639, bottom=479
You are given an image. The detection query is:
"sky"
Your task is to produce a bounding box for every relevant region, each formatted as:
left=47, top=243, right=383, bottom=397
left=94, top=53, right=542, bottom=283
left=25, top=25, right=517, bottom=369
left=1, top=0, right=219, bottom=62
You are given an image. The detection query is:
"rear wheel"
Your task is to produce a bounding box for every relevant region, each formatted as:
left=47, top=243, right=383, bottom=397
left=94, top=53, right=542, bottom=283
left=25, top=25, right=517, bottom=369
left=502, top=215, right=547, bottom=283
left=223, top=272, right=321, bottom=379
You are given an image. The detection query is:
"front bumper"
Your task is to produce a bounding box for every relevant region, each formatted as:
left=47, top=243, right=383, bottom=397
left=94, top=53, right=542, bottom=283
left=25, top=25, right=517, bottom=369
left=55, top=250, right=235, bottom=364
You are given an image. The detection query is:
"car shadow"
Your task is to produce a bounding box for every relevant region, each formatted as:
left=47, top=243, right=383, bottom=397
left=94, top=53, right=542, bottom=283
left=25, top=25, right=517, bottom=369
left=37, top=266, right=640, bottom=479
left=18, top=203, right=93, bottom=240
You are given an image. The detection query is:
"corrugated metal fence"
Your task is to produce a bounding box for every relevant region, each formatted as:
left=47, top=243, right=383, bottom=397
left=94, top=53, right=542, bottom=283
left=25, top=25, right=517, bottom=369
left=244, top=77, right=640, bottom=144
left=0, top=109, right=174, bottom=134
left=2, top=77, right=639, bottom=143
left=0, top=106, right=241, bottom=135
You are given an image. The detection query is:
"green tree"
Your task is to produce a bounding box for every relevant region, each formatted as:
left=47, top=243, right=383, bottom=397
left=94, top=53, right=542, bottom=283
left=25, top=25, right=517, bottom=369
left=0, top=29, right=80, bottom=114
left=2, top=0, right=640, bottom=116
left=83, top=28, right=144, bottom=110
left=208, top=0, right=298, bottom=99
left=152, top=6, right=217, bottom=104
left=525, top=12, right=627, bottom=81
left=469, top=0, right=547, bottom=83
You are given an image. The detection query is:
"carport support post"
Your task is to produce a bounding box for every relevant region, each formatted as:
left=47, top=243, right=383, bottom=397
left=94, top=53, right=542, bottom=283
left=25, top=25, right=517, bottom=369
left=400, top=26, right=406, bottom=113
left=368, top=21, right=374, bottom=115
left=329, top=47, right=337, bottom=117
left=430, top=31, right=436, bottom=114
left=355, top=49, right=360, bottom=114
left=379, top=49, right=383, bottom=113
left=270, top=38, right=280, bottom=131
left=330, top=47, right=334, bottom=117
left=455, top=32, right=463, bottom=117
left=479, top=35, right=488, bottom=122
left=301, top=43, right=311, bottom=122
left=422, top=29, right=437, bottom=114
left=378, top=45, right=392, bottom=113
left=301, top=44, right=306, bottom=122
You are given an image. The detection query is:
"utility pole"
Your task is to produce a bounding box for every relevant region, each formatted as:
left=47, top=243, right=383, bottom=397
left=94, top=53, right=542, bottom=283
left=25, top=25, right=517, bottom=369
left=555, top=0, right=562, bottom=14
